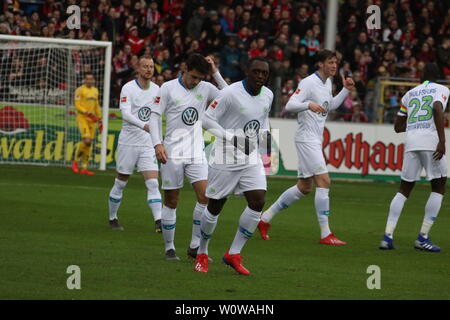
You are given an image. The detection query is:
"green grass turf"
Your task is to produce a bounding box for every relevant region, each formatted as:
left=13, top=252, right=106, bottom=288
left=0, top=104, right=124, bottom=131
left=1, top=164, right=449, bottom=300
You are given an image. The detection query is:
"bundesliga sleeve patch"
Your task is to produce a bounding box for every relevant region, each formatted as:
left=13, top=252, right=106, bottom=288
left=121, top=96, right=127, bottom=103
left=443, top=94, right=448, bottom=102
left=295, top=88, right=301, bottom=94
left=210, top=100, right=218, bottom=109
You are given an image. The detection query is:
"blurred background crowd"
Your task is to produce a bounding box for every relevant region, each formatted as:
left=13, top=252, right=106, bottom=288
left=1, top=0, right=450, bottom=123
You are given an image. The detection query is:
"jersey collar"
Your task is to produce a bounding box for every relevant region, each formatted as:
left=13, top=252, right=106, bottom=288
left=242, top=79, right=262, bottom=97
left=178, top=76, right=187, bottom=89
left=135, top=78, right=150, bottom=90
left=314, top=71, right=327, bottom=84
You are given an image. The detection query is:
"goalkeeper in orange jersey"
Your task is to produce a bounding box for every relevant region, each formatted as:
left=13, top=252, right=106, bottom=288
left=72, top=72, right=102, bottom=175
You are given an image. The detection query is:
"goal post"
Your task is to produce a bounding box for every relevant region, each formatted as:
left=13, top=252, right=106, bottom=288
left=0, top=35, right=112, bottom=170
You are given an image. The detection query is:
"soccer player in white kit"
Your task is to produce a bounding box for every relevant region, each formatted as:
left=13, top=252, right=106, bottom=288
left=257, top=50, right=354, bottom=245
left=194, top=57, right=273, bottom=275
left=380, top=63, right=449, bottom=252
left=149, top=54, right=228, bottom=261
left=107, top=56, right=162, bottom=232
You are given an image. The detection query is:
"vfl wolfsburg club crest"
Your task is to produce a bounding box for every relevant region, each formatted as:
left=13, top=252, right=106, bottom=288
left=138, top=107, right=151, bottom=121
left=181, top=107, right=198, bottom=126
left=321, top=101, right=329, bottom=117
left=243, top=119, right=260, bottom=137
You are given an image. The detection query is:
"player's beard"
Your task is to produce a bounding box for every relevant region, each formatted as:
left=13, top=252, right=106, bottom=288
left=142, top=73, right=153, bottom=81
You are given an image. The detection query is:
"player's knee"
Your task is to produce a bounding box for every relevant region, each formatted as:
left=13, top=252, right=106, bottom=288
left=297, top=184, right=312, bottom=195
left=247, top=198, right=265, bottom=212
left=145, top=178, right=159, bottom=191
left=197, top=194, right=208, bottom=205
left=207, top=198, right=226, bottom=216
left=431, top=178, right=446, bottom=195
left=164, top=195, right=178, bottom=209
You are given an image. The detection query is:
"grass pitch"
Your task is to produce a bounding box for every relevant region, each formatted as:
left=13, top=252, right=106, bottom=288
left=1, top=164, right=449, bottom=300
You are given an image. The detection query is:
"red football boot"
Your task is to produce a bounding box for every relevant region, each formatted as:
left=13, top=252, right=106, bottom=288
left=71, top=161, right=79, bottom=173
left=222, top=251, right=250, bottom=275
left=319, top=233, right=347, bottom=245
left=257, top=220, right=271, bottom=240
left=79, top=169, right=95, bottom=175
left=194, top=253, right=209, bottom=273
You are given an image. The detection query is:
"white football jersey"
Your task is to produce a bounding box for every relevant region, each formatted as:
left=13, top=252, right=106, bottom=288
left=152, top=77, right=220, bottom=161
left=205, top=80, right=273, bottom=171
left=398, top=81, right=449, bottom=152
left=118, top=79, right=160, bottom=146
left=288, top=72, right=334, bottom=144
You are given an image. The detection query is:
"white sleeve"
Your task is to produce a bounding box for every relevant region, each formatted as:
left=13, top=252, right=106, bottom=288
left=120, top=86, right=146, bottom=129
left=285, top=80, right=312, bottom=113
left=149, top=112, right=162, bottom=146
left=152, top=85, right=167, bottom=116
left=202, top=90, right=234, bottom=142
left=435, top=86, right=450, bottom=111
left=205, top=82, right=220, bottom=105
left=330, top=87, right=350, bottom=111
left=212, top=71, right=228, bottom=90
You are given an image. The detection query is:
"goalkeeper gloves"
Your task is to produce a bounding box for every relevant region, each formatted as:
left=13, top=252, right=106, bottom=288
left=86, top=113, right=100, bottom=123
left=98, top=119, right=103, bottom=134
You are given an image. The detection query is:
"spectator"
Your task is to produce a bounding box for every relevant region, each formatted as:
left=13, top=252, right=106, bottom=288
left=437, top=37, right=450, bottom=76
left=417, top=42, right=436, bottom=63
left=186, top=5, right=207, bottom=40
left=220, top=37, right=243, bottom=81
left=248, top=37, right=268, bottom=59
left=383, top=19, right=402, bottom=43
left=126, top=26, right=145, bottom=55
left=300, top=29, right=320, bottom=57
left=350, top=103, right=369, bottom=123
left=220, top=7, right=236, bottom=35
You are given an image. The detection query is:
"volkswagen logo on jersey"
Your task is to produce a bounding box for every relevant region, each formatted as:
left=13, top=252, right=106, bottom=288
left=138, top=107, right=151, bottom=121
left=181, top=107, right=199, bottom=126
left=243, top=120, right=260, bottom=137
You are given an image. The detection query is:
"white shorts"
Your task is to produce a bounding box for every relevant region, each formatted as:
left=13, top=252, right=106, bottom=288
left=116, top=144, right=158, bottom=175
left=161, top=159, right=208, bottom=190
left=296, top=142, right=328, bottom=178
left=205, top=164, right=267, bottom=199
left=401, top=151, right=447, bottom=182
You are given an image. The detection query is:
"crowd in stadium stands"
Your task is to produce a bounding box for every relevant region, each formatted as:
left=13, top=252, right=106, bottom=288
left=1, top=0, right=449, bottom=123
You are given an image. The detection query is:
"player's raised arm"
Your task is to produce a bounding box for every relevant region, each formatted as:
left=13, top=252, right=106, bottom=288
left=329, top=75, right=354, bottom=111
left=120, top=86, right=150, bottom=132
left=205, top=55, right=228, bottom=90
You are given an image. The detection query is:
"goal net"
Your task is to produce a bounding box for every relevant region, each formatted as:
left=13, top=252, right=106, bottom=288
left=0, top=35, right=112, bottom=170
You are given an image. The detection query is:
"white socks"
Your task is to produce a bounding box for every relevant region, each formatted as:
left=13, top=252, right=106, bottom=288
left=229, top=207, right=261, bottom=255
left=261, top=185, right=304, bottom=223
left=384, top=192, right=407, bottom=238
left=198, top=208, right=219, bottom=255
left=315, top=188, right=332, bottom=239
left=420, top=192, right=443, bottom=238
left=108, top=178, right=127, bottom=220
left=190, top=202, right=206, bottom=249
left=161, top=206, right=176, bottom=251
left=145, top=179, right=162, bottom=221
